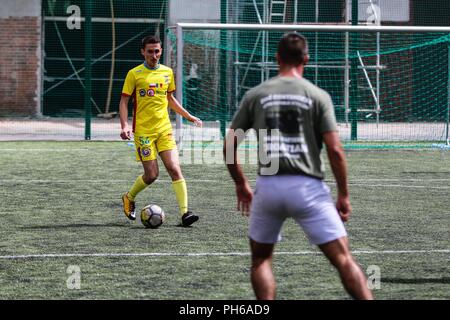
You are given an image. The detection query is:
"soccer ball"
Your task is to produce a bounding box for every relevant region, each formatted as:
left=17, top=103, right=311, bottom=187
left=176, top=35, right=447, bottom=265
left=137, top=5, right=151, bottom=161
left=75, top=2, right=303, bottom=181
left=140, top=204, right=165, bottom=229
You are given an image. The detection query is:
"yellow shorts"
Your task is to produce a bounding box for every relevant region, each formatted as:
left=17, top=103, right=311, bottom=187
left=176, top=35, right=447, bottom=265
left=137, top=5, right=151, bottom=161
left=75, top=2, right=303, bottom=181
left=134, top=130, right=176, bottom=161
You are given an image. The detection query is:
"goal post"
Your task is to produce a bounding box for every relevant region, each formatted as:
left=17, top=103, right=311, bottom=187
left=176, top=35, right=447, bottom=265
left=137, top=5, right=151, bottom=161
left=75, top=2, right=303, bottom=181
left=447, top=40, right=450, bottom=146
left=172, top=23, right=450, bottom=149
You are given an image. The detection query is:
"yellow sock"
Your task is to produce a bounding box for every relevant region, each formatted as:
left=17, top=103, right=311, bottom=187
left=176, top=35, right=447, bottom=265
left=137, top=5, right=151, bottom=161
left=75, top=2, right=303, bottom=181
left=172, top=179, right=188, bottom=216
left=128, top=175, right=149, bottom=200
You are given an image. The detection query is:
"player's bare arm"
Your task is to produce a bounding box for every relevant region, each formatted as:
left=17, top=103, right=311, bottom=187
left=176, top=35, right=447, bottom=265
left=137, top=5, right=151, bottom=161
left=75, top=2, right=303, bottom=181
left=323, top=131, right=351, bottom=222
left=223, top=129, right=253, bottom=216
left=119, top=94, right=132, bottom=140
left=167, top=92, right=203, bottom=127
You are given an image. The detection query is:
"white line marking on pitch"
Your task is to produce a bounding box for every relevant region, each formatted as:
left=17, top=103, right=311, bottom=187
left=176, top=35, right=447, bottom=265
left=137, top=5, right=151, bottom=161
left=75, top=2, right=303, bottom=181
left=0, top=149, right=90, bottom=152
left=0, top=249, right=449, bottom=260
left=0, top=179, right=449, bottom=189
left=0, top=178, right=450, bottom=183
left=351, top=179, right=450, bottom=181
left=0, top=148, right=241, bottom=152
left=348, top=184, right=450, bottom=189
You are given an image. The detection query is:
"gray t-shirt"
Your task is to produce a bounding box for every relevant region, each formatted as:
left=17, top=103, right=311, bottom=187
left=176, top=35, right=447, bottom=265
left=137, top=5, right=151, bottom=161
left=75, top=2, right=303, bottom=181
left=230, top=76, right=337, bottom=179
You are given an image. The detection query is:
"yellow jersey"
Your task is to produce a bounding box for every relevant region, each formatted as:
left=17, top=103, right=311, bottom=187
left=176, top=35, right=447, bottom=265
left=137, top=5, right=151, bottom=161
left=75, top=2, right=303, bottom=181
left=121, top=63, right=175, bottom=135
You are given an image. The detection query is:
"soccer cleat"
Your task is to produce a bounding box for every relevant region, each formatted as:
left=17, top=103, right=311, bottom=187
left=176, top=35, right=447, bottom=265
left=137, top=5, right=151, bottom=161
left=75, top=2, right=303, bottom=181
left=181, top=211, right=199, bottom=227
left=122, top=193, right=136, bottom=220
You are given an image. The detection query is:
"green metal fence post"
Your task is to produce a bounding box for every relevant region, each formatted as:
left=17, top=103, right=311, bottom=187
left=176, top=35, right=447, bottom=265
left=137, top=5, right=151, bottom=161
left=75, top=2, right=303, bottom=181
left=84, top=0, right=92, bottom=140
left=350, top=0, right=359, bottom=141
left=219, top=0, right=228, bottom=138
left=447, top=39, right=450, bottom=145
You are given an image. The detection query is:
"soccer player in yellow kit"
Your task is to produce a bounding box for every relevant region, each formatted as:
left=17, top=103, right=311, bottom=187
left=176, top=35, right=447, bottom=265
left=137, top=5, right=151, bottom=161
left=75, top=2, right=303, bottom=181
left=119, top=35, right=202, bottom=227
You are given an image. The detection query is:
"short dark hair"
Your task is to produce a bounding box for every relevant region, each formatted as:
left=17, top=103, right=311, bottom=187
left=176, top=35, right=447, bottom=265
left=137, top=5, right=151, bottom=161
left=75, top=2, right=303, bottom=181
left=141, top=35, right=161, bottom=49
left=277, top=32, right=309, bottom=66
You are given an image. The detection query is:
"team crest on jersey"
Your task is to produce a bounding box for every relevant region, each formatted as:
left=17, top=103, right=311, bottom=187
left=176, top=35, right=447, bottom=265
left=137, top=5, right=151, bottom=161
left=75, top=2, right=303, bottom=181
left=139, top=89, right=146, bottom=97
left=141, top=147, right=151, bottom=157
left=147, top=89, right=155, bottom=97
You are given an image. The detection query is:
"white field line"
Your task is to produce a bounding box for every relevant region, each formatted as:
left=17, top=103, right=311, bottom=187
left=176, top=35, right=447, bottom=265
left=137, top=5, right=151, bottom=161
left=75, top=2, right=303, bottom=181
left=0, top=178, right=450, bottom=182
left=0, top=249, right=449, bottom=260
left=0, top=149, right=91, bottom=152
left=0, top=147, right=445, bottom=152
left=0, top=148, right=235, bottom=152
left=347, top=184, right=450, bottom=189
left=0, top=179, right=449, bottom=189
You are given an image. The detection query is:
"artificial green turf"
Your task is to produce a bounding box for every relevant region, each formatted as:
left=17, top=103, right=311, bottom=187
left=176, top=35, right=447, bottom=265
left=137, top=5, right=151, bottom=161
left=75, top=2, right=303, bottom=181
left=0, top=142, right=448, bottom=299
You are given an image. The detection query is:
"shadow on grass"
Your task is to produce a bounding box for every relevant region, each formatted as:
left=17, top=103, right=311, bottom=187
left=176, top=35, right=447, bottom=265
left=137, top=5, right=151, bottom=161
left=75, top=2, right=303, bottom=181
left=20, top=223, right=127, bottom=230
left=382, top=277, right=450, bottom=284
left=129, top=223, right=194, bottom=230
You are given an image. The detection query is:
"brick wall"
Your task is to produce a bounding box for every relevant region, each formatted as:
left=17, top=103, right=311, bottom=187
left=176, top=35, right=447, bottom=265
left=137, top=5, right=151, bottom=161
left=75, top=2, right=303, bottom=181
left=0, top=16, right=41, bottom=116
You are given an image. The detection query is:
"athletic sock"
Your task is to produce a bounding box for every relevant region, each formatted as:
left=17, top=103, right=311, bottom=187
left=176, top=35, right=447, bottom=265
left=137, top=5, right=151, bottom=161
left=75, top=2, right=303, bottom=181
left=128, top=175, right=149, bottom=200
left=172, top=179, right=188, bottom=216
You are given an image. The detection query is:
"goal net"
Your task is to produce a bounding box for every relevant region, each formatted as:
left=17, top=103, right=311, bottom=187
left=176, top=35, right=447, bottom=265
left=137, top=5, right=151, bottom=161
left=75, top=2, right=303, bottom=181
left=168, top=24, right=450, bottom=149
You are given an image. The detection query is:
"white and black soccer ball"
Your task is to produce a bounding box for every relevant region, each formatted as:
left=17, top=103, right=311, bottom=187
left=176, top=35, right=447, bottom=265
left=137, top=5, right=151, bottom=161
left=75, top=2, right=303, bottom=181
left=140, top=204, right=165, bottom=229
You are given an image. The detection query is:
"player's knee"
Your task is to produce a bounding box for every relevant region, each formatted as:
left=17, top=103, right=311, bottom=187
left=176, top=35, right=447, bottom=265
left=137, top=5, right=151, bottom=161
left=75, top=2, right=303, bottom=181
left=166, top=166, right=182, bottom=180
left=143, top=173, right=158, bottom=184
left=251, top=256, right=271, bottom=269
left=251, top=248, right=273, bottom=265
left=332, top=253, right=354, bottom=270
left=250, top=240, right=274, bottom=263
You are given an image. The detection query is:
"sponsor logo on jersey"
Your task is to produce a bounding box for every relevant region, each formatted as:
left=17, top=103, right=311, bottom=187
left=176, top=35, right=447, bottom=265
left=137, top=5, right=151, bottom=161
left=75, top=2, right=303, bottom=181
left=139, top=89, right=146, bottom=97
left=139, top=136, right=150, bottom=145
left=147, top=89, right=155, bottom=97
left=149, top=83, right=158, bottom=88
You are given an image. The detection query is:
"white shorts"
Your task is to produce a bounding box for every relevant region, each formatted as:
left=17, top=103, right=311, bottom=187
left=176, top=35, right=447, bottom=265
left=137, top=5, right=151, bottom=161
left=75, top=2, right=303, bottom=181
left=249, top=175, right=347, bottom=245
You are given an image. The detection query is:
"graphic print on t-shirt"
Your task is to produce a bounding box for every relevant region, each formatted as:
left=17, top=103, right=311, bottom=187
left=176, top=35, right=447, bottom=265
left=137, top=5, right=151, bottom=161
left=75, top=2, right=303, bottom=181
left=261, top=94, right=313, bottom=159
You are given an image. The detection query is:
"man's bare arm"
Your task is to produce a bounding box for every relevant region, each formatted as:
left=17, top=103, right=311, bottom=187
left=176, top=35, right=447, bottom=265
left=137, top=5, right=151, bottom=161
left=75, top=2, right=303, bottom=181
left=224, top=130, right=245, bottom=184
left=323, top=131, right=351, bottom=221
left=323, top=131, right=348, bottom=197
left=167, top=92, right=202, bottom=126
left=119, top=95, right=131, bottom=140
left=224, top=129, right=253, bottom=215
